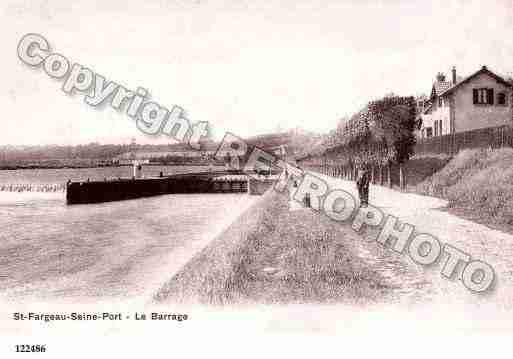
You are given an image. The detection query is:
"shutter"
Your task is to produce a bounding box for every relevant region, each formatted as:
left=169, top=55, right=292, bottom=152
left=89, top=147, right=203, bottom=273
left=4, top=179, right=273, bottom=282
left=488, top=88, right=494, bottom=105
left=473, top=89, right=478, bottom=104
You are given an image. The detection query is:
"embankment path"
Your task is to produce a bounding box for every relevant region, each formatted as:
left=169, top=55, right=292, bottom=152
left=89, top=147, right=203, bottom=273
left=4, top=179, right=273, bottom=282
left=314, top=173, right=513, bottom=315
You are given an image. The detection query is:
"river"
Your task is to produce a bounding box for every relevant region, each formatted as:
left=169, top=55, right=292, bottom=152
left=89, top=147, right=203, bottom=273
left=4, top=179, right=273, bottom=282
left=0, top=167, right=256, bottom=303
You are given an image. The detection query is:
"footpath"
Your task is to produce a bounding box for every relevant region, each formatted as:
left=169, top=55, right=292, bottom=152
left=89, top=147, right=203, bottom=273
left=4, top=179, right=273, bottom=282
left=306, top=172, right=513, bottom=322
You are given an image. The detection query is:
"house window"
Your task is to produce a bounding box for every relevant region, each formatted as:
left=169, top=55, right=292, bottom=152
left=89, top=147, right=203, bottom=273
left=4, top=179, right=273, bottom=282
left=439, top=120, right=443, bottom=136
left=426, top=128, right=433, bottom=137
left=473, top=88, right=494, bottom=105
left=438, top=97, right=443, bottom=107
left=434, top=120, right=438, bottom=136
left=498, top=92, right=507, bottom=105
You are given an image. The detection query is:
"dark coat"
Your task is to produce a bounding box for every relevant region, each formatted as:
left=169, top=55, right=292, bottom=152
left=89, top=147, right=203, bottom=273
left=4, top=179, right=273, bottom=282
left=356, top=169, right=370, bottom=189
left=356, top=168, right=370, bottom=206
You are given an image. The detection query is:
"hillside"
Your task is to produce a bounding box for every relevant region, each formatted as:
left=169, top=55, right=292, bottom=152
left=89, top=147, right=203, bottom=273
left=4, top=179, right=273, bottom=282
left=415, top=148, right=513, bottom=230
left=0, top=129, right=320, bottom=169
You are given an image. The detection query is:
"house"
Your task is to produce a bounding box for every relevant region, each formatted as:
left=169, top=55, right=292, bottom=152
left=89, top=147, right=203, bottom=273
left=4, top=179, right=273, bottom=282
left=415, top=94, right=429, bottom=116
left=418, top=66, right=513, bottom=138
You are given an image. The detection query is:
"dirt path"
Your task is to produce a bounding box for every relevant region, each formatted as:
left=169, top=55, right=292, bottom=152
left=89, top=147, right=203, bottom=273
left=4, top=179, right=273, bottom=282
left=311, top=173, right=513, bottom=316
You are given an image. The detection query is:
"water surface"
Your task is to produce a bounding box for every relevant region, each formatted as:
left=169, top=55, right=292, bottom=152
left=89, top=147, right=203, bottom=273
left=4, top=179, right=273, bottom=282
left=0, top=168, right=255, bottom=302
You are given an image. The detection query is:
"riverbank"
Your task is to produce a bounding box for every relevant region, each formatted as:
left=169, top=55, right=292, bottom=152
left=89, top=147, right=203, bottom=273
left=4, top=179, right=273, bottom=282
left=154, top=187, right=393, bottom=305
left=156, top=166, right=513, bottom=308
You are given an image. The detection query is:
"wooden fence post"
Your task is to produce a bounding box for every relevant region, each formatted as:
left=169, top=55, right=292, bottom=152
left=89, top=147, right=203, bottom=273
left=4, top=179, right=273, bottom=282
left=399, top=164, right=403, bottom=190
left=399, top=163, right=406, bottom=190
left=387, top=163, right=392, bottom=188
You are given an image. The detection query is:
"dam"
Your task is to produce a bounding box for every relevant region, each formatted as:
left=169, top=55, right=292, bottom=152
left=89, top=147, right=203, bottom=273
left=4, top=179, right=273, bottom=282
left=66, top=169, right=276, bottom=204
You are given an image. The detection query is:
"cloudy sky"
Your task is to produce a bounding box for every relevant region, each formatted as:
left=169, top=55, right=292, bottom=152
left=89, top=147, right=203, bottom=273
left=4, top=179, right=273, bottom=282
left=2, top=0, right=513, bottom=145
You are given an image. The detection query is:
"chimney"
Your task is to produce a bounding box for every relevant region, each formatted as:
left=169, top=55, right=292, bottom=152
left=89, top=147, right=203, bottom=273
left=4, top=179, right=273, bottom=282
left=452, top=66, right=457, bottom=85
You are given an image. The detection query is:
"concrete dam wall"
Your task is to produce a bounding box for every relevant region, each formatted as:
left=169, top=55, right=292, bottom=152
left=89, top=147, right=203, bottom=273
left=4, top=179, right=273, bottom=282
left=66, top=171, right=276, bottom=204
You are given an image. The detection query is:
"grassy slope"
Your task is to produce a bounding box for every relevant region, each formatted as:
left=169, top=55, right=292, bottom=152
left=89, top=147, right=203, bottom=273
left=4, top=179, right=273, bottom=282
left=415, top=148, right=513, bottom=229
left=400, top=155, right=452, bottom=188
left=154, top=189, right=390, bottom=305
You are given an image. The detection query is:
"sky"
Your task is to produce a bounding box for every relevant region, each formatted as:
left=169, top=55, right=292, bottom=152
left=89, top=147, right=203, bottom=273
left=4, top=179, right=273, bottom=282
left=2, top=0, right=513, bottom=145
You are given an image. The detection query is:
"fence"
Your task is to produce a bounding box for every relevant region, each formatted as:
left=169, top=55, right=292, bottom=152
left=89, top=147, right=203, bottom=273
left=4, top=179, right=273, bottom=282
left=299, top=125, right=513, bottom=191
left=415, top=125, right=513, bottom=156
left=0, top=183, right=66, bottom=193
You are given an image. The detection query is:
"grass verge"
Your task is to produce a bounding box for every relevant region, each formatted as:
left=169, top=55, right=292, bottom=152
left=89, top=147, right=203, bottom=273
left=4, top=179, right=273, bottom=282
left=154, top=189, right=391, bottom=305
left=415, top=147, right=513, bottom=231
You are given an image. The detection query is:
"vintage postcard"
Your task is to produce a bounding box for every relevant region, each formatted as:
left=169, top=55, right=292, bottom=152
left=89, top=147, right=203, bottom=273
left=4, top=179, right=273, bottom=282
left=1, top=0, right=513, bottom=357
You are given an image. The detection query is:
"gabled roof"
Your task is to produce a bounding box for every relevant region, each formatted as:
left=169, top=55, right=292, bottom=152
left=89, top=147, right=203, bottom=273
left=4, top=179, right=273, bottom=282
left=431, top=81, right=452, bottom=98
left=439, top=66, right=512, bottom=97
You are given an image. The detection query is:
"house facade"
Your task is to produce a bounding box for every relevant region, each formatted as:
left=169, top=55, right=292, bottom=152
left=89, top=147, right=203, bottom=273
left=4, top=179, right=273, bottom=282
left=418, top=66, right=513, bottom=138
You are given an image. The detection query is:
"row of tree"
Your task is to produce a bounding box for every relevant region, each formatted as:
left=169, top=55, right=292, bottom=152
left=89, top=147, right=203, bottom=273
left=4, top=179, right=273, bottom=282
left=298, top=95, right=419, bottom=188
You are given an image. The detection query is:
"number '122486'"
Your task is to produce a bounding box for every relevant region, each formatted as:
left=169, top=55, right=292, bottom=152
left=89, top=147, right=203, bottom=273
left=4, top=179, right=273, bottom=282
left=15, top=345, right=46, bottom=353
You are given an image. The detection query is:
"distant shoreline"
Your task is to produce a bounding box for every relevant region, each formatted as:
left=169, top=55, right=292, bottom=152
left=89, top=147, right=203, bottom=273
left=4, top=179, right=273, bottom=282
left=0, top=163, right=219, bottom=171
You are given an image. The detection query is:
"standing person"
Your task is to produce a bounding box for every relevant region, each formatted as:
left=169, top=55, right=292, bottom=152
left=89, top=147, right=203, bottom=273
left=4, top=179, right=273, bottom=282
left=356, top=163, right=370, bottom=207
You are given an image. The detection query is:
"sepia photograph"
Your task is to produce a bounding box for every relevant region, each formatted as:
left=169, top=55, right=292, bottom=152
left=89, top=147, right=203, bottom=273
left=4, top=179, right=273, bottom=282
left=1, top=0, right=513, bottom=357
